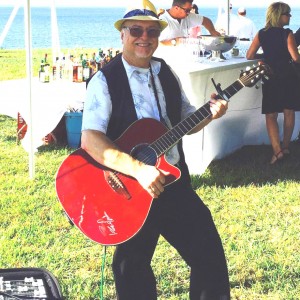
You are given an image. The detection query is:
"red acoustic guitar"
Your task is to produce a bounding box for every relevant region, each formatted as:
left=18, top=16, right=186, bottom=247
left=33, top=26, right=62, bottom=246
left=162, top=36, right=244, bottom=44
left=56, top=63, right=270, bottom=245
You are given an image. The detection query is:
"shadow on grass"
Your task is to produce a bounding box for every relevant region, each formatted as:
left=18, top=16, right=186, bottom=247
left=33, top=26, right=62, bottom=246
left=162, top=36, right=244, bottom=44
left=39, top=139, right=300, bottom=189
left=191, top=140, right=300, bottom=189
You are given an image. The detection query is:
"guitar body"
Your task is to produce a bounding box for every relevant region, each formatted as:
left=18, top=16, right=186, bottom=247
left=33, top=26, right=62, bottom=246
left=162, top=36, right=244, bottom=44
left=56, top=118, right=181, bottom=245
left=56, top=63, right=271, bottom=245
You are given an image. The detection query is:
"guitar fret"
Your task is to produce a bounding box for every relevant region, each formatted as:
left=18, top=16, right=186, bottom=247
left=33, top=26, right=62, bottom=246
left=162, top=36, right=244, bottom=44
left=224, top=81, right=243, bottom=98
left=165, top=132, right=176, bottom=145
left=154, top=140, right=166, bottom=153
left=153, top=102, right=213, bottom=156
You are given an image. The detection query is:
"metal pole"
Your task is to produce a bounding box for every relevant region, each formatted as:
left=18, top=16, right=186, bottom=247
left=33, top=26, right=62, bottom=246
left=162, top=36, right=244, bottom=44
left=24, top=0, right=35, bottom=179
left=0, top=1, right=21, bottom=47
left=51, top=0, right=61, bottom=63
left=226, top=0, right=230, bottom=35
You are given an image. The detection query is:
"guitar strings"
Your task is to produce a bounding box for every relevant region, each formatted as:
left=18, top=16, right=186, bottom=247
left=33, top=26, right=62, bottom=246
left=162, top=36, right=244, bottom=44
left=135, top=67, right=263, bottom=166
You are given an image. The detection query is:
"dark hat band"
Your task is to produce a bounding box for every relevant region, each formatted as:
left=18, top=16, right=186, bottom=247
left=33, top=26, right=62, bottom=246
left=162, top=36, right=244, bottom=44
left=123, top=9, right=158, bottom=19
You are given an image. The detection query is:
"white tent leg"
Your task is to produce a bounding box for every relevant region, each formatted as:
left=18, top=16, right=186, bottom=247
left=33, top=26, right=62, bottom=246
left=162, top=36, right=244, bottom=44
left=24, top=0, right=35, bottom=179
left=51, top=0, right=61, bottom=63
left=0, top=1, right=21, bottom=47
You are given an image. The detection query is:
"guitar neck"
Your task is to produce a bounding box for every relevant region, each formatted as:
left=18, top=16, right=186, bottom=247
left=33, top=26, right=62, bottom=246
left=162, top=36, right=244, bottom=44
left=151, top=79, right=244, bottom=156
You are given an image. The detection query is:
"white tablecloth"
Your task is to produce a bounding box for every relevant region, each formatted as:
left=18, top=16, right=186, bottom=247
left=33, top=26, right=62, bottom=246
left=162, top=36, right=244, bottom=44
left=156, top=46, right=300, bottom=174
left=1, top=53, right=299, bottom=174
left=0, top=78, right=86, bottom=151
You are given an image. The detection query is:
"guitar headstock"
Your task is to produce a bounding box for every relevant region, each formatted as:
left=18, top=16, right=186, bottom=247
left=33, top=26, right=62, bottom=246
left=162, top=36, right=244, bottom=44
left=239, top=62, right=272, bottom=87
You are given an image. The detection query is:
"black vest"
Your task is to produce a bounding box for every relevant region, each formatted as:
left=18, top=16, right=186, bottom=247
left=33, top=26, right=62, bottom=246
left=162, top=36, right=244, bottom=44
left=100, top=54, right=191, bottom=183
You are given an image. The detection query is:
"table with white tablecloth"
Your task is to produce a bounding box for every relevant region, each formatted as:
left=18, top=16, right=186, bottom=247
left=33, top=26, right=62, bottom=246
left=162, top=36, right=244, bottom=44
left=0, top=78, right=86, bottom=151
left=156, top=46, right=300, bottom=174
left=1, top=53, right=299, bottom=174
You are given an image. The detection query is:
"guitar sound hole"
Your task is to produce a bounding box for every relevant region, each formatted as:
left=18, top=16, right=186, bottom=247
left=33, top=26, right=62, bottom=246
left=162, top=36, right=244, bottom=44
left=131, top=144, right=157, bottom=166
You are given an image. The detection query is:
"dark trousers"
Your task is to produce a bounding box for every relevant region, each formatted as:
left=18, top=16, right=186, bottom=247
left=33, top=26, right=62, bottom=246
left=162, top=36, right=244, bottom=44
left=112, top=179, right=230, bottom=300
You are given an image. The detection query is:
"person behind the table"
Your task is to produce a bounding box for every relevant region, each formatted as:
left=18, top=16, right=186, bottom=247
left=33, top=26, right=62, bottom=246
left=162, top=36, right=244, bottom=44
left=235, top=7, right=257, bottom=41
left=214, top=3, right=239, bottom=36
left=188, top=3, right=202, bottom=38
left=159, top=0, right=220, bottom=46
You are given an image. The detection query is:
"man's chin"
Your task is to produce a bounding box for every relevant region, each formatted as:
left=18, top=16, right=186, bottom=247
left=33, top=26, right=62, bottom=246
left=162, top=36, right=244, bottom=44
left=135, top=48, right=155, bottom=59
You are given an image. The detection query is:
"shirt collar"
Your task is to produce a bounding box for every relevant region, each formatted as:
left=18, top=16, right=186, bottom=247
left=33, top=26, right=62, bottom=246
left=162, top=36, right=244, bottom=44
left=121, top=56, right=161, bottom=79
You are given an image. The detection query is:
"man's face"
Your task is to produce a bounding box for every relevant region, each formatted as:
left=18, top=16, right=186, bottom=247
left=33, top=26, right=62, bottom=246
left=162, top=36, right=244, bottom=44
left=175, top=2, right=193, bottom=19
left=121, top=20, right=161, bottom=67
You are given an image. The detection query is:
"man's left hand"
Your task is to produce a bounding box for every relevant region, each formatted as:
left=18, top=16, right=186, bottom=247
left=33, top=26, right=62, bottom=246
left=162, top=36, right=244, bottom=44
left=209, top=97, right=228, bottom=119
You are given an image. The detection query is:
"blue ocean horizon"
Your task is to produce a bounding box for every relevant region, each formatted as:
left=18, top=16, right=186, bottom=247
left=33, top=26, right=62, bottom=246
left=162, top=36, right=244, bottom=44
left=0, top=6, right=299, bottom=50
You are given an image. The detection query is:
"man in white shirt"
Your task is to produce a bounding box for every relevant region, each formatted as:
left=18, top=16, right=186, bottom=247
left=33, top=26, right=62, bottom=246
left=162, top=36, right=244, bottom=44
left=214, top=3, right=240, bottom=36
left=159, top=0, right=220, bottom=45
left=236, top=7, right=257, bottom=41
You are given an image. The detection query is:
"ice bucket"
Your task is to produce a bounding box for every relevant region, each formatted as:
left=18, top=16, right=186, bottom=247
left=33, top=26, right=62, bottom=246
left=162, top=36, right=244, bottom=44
left=199, top=35, right=237, bottom=59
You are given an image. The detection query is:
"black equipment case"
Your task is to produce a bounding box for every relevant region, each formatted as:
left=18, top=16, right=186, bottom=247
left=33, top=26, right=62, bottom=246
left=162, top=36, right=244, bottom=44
left=0, top=267, right=63, bottom=299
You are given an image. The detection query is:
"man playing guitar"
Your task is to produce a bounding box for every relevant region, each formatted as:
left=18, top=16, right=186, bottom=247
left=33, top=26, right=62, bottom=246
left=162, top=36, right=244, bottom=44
left=80, top=0, right=230, bottom=299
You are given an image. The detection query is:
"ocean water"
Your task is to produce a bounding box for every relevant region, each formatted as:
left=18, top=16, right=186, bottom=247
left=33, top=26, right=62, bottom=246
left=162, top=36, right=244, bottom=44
left=0, top=6, right=299, bottom=50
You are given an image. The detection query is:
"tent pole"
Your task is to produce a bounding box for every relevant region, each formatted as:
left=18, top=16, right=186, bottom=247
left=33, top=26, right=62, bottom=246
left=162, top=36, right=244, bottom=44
left=0, top=1, right=21, bottom=47
left=51, top=0, right=61, bottom=63
left=24, top=0, right=35, bottom=179
left=226, top=0, right=230, bottom=35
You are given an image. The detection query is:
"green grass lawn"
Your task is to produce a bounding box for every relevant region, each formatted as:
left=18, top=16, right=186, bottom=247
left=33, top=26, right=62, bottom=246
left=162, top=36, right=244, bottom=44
left=1, top=49, right=300, bottom=299
left=1, top=116, right=300, bottom=300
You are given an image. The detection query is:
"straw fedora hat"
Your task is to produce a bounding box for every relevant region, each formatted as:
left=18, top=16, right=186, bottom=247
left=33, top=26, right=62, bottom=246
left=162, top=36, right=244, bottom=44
left=114, top=0, right=168, bottom=31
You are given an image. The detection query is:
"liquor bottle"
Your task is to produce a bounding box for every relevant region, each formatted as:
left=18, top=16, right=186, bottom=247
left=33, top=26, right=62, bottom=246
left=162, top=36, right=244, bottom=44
left=39, top=59, right=46, bottom=82
left=73, top=54, right=83, bottom=82
left=60, top=55, right=66, bottom=79
left=43, top=53, right=50, bottom=82
left=65, top=54, right=74, bottom=81
left=96, top=48, right=105, bottom=70
left=82, top=53, right=90, bottom=82
left=89, top=52, right=97, bottom=76
left=52, top=57, right=59, bottom=80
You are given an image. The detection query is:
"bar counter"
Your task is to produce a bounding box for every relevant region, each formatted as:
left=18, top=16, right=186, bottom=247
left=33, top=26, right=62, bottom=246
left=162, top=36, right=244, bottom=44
left=156, top=46, right=300, bottom=174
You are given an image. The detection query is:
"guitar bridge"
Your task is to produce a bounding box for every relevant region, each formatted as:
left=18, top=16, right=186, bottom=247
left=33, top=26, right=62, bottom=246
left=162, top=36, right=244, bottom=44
left=104, top=171, right=131, bottom=200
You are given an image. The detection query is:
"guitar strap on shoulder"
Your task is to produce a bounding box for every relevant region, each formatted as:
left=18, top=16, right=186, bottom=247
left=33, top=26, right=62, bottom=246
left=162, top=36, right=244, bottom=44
left=149, top=65, right=165, bottom=124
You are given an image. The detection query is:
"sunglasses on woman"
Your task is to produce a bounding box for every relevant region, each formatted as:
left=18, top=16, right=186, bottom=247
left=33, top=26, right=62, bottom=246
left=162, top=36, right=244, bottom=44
left=122, top=26, right=161, bottom=38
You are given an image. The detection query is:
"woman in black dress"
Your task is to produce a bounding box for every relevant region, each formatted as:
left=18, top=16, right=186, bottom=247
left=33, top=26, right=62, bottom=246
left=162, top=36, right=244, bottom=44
left=246, top=2, right=300, bottom=164
left=294, top=28, right=300, bottom=46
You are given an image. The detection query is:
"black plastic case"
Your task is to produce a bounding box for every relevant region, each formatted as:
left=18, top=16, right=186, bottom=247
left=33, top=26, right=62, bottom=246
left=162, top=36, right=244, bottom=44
left=0, top=267, right=63, bottom=299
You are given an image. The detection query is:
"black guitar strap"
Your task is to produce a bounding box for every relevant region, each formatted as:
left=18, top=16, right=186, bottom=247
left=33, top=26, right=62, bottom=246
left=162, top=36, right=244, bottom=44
left=149, top=64, right=165, bottom=124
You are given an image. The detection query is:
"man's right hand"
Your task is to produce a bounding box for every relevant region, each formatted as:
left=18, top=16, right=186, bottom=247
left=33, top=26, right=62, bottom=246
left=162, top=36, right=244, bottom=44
left=135, top=164, right=169, bottom=198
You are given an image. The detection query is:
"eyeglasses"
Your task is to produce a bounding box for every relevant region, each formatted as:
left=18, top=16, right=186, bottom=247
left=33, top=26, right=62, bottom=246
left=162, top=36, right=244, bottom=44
left=177, top=6, right=192, bottom=14
left=122, top=26, right=161, bottom=38
left=281, top=13, right=291, bottom=17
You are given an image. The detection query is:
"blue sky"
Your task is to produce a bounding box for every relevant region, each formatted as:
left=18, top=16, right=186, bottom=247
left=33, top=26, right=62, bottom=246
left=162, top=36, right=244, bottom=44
left=1, top=0, right=300, bottom=8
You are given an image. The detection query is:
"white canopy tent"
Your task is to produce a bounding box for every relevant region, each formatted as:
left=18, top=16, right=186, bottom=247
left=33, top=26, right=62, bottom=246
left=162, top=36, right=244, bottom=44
left=1, top=0, right=231, bottom=178
left=1, top=0, right=61, bottom=178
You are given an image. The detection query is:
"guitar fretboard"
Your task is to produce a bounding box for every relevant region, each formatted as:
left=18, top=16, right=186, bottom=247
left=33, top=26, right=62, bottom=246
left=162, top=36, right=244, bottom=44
left=151, top=79, right=244, bottom=157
